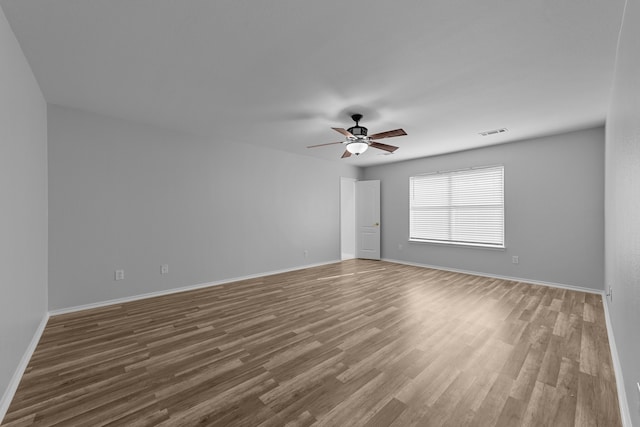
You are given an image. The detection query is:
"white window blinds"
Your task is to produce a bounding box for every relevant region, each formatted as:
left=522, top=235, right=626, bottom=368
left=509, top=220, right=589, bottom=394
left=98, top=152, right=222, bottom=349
left=409, top=165, right=504, bottom=247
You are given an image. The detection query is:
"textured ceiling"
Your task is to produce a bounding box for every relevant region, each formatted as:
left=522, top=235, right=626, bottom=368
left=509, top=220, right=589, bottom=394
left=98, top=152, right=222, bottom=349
left=1, top=0, right=625, bottom=166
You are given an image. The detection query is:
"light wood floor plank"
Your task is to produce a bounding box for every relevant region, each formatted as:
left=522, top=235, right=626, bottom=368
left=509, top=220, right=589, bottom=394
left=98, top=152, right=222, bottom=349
left=1, top=260, right=621, bottom=426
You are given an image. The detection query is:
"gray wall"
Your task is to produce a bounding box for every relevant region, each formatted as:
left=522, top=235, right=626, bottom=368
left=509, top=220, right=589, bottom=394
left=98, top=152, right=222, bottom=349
left=48, top=105, right=360, bottom=310
left=605, top=0, right=640, bottom=423
left=363, top=127, right=605, bottom=290
left=0, top=6, right=48, bottom=413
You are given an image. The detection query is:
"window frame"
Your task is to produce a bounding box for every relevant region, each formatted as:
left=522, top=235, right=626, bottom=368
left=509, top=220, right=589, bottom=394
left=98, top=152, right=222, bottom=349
left=409, top=165, right=505, bottom=249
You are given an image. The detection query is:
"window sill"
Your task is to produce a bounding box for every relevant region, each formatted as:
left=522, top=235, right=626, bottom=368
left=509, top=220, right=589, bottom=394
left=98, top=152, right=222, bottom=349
left=408, top=239, right=505, bottom=250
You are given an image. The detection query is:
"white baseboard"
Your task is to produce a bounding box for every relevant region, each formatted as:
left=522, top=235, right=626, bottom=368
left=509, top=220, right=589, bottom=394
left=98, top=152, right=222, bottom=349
left=382, top=258, right=603, bottom=295
left=49, top=260, right=341, bottom=316
left=0, top=312, right=49, bottom=423
left=602, top=296, right=632, bottom=427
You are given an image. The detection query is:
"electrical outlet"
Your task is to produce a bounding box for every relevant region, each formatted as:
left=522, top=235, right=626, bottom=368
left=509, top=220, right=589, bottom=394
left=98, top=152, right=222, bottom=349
left=115, top=269, right=124, bottom=281
left=161, top=264, right=169, bottom=275
left=398, top=243, right=403, bottom=251
left=303, top=250, right=308, bottom=258
left=607, top=286, right=612, bottom=301
left=512, top=256, right=519, bottom=264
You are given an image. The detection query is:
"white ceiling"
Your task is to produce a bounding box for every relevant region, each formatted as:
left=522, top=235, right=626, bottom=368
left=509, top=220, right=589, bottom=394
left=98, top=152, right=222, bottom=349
left=1, top=0, right=625, bottom=166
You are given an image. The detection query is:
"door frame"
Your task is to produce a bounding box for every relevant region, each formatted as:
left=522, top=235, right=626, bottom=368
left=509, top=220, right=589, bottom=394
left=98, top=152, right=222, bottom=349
left=340, top=177, right=357, bottom=260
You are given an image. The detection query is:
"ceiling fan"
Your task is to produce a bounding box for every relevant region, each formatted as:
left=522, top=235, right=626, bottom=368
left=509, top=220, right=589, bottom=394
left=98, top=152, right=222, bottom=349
left=307, top=114, right=407, bottom=158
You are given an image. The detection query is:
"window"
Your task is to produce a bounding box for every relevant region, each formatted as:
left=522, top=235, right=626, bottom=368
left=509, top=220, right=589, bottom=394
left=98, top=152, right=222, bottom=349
left=409, top=165, right=504, bottom=248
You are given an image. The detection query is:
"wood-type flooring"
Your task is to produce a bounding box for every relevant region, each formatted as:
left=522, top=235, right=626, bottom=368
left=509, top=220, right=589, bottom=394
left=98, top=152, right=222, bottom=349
left=1, top=260, right=622, bottom=426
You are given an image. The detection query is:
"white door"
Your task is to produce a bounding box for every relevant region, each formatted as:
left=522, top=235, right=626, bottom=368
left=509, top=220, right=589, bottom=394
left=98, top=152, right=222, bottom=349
left=356, top=180, right=380, bottom=260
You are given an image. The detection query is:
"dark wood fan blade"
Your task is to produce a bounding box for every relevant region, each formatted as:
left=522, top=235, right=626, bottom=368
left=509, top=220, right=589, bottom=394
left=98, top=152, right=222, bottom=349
left=341, top=150, right=352, bottom=158
left=368, top=128, right=407, bottom=140
left=307, top=141, right=343, bottom=148
left=332, top=127, right=354, bottom=138
left=370, top=141, right=399, bottom=153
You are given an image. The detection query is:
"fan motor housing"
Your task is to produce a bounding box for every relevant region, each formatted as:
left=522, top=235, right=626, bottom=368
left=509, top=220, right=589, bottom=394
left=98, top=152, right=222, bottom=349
left=347, top=125, right=368, bottom=137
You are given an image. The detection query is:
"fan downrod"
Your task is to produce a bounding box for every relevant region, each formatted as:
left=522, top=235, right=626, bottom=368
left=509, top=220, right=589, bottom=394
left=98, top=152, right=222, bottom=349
left=351, top=114, right=363, bottom=125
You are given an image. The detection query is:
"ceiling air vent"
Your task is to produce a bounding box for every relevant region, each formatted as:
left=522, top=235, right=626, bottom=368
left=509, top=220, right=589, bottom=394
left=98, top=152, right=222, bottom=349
left=479, top=128, right=508, bottom=137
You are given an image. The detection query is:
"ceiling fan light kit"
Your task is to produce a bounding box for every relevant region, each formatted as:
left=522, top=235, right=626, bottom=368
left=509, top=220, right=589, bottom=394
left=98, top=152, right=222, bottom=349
left=344, top=114, right=369, bottom=155
left=346, top=140, right=369, bottom=155
left=307, top=114, right=407, bottom=158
